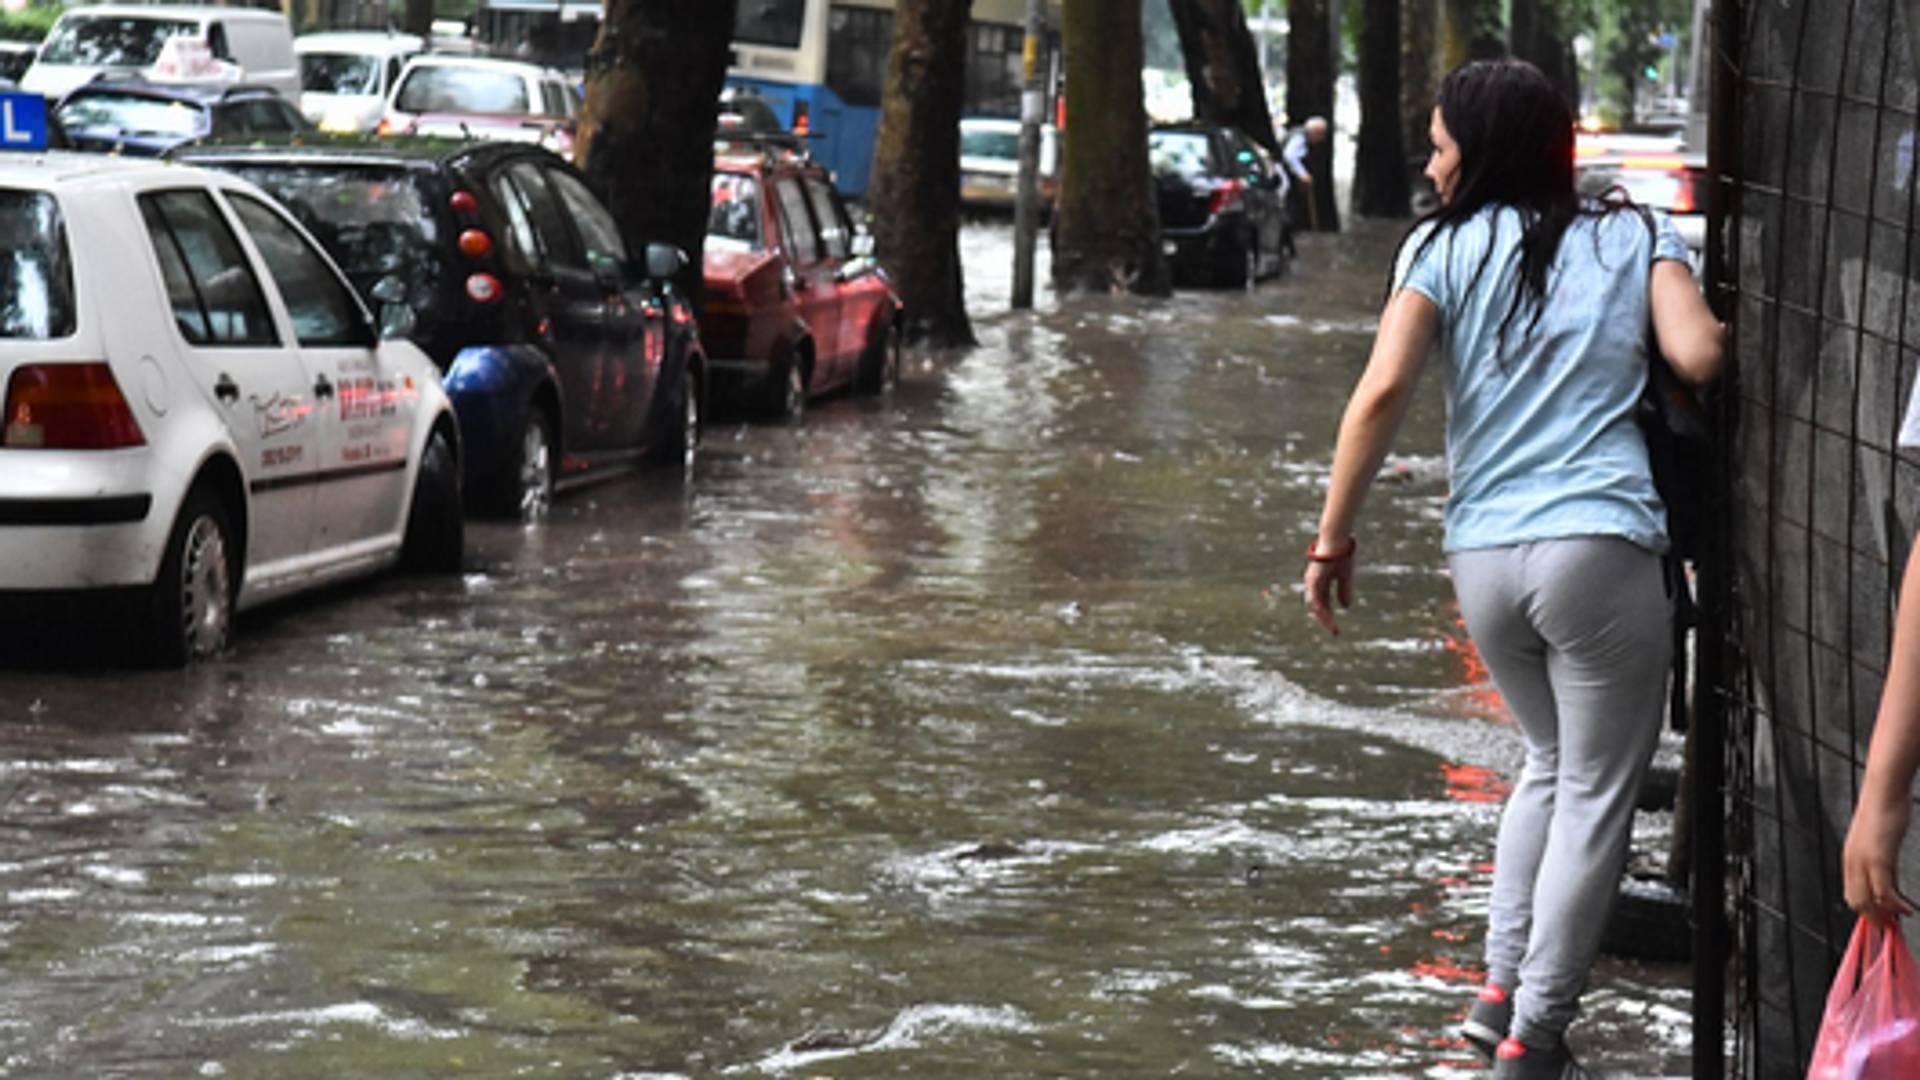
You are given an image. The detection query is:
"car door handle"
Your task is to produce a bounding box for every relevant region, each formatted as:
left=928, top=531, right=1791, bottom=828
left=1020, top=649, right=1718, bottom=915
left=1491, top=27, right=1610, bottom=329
left=313, top=374, right=335, bottom=400
left=214, top=374, right=239, bottom=404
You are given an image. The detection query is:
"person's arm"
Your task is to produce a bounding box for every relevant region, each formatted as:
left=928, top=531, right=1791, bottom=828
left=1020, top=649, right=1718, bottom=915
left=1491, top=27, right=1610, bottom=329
left=1282, top=134, right=1312, bottom=183
left=1649, top=258, right=1725, bottom=387
left=1845, top=538, right=1920, bottom=922
left=1305, top=288, right=1440, bottom=635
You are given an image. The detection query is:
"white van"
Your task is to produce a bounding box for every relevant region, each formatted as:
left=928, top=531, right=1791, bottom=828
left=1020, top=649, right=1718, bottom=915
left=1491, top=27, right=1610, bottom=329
left=22, top=5, right=299, bottom=101
left=295, top=30, right=423, bottom=133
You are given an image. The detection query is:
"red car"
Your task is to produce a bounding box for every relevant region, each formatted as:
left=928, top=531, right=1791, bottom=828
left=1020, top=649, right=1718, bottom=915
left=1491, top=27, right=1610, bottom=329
left=700, top=144, right=900, bottom=418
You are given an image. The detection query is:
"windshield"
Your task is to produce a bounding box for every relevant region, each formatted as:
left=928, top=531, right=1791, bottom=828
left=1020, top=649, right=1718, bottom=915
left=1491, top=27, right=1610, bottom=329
left=733, top=0, right=805, bottom=48
left=1148, top=131, right=1214, bottom=180
left=707, top=173, right=763, bottom=252
left=38, top=15, right=200, bottom=66
left=299, top=52, right=379, bottom=95
left=0, top=192, right=75, bottom=339
left=58, top=94, right=204, bottom=139
left=394, top=65, right=531, bottom=114
left=222, top=164, right=445, bottom=315
left=961, top=127, right=1018, bottom=161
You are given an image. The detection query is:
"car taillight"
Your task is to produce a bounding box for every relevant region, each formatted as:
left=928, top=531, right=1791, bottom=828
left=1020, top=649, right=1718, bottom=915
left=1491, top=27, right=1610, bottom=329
left=1207, top=178, right=1246, bottom=215
left=375, top=117, right=393, bottom=137
left=792, top=100, right=810, bottom=137
left=458, top=228, right=493, bottom=258
left=1671, top=172, right=1697, bottom=214
left=465, top=272, right=503, bottom=303
left=4, top=363, right=145, bottom=450
left=450, top=190, right=479, bottom=216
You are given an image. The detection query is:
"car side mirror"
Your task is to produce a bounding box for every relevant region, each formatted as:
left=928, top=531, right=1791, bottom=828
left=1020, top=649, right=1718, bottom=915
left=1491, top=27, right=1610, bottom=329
left=370, top=274, right=416, bottom=339
left=645, top=241, right=688, bottom=281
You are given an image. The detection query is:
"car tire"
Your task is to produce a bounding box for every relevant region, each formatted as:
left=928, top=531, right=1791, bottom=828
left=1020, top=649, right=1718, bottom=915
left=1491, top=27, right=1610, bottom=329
left=480, top=408, right=554, bottom=521
left=650, top=362, right=701, bottom=470
left=766, top=355, right=805, bottom=421
left=856, top=319, right=900, bottom=395
left=140, top=486, right=237, bottom=667
left=1215, top=230, right=1252, bottom=288
left=401, top=427, right=463, bottom=573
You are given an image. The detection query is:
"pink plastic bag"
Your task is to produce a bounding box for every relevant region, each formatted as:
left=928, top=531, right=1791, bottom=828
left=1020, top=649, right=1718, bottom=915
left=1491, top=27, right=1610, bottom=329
left=1808, top=919, right=1920, bottom=1079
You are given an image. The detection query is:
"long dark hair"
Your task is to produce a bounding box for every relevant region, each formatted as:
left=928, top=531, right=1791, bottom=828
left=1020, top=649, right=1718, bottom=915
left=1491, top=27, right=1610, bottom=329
left=1399, top=59, right=1632, bottom=352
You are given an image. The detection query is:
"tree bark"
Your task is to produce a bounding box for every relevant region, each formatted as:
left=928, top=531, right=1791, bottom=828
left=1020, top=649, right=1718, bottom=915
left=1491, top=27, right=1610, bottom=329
left=576, top=0, right=737, bottom=306
left=1401, top=0, right=1436, bottom=166
left=1441, top=0, right=1507, bottom=71
left=402, top=0, right=433, bottom=38
left=869, top=0, right=975, bottom=347
left=1166, top=0, right=1280, bottom=155
left=1284, top=0, right=1339, bottom=232
left=1050, top=0, right=1169, bottom=296
left=1510, top=0, right=1578, bottom=111
left=1353, top=0, right=1407, bottom=217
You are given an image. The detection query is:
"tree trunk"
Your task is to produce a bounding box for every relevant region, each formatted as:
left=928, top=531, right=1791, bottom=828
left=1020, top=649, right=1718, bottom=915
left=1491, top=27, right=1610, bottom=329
left=576, top=0, right=737, bottom=307
left=869, top=0, right=975, bottom=347
left=1353, top=0, right=1407, bottom=218
left=402, top=0, right=433, bottom=40
left=1510, top=0, right=1577, bottom=110
left=1401, top=0, right=1436, bottom=166
left=1167, top=0, right=1280, bottom=155
left=1050, top=0, right=1168, bottom=296
left=1284, top=0, right=1339, bottom=232
left=1441, top=0, right=1506, bottom=71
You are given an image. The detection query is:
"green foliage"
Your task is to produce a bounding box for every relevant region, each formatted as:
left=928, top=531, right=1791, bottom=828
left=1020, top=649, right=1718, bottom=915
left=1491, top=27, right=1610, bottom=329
left=0, top=5, right=59, bottom=44
left=1590, top=0, right=1690, bottom=123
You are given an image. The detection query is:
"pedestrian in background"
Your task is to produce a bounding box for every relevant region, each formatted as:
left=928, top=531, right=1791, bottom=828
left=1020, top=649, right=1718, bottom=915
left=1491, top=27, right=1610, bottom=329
left=1840, top=385, right=1920, bottom=925
left=1279, top=115, right=1328, bottom=239
left=1301, top=58, right=1724, bottom=1079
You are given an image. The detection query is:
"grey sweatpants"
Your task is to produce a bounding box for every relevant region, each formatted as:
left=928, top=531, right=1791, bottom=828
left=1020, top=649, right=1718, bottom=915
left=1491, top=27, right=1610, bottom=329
left=1448, top=536, right=1672, bottom=1046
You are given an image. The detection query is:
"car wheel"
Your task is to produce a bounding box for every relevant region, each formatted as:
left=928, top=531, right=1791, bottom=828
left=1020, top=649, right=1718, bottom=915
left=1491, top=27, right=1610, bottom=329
left=141, top=487, right=236, bottom=667
left=401, top=427, right=463, bottom=573
left=1215, top=230, right=1252, bottom=288
left=481, top=409, right=554, bottom=521
left=767, top=356, right=805, bottom=421
left=857, top=319, right=900, bottom=395
left=650, top=362, right=701, bottom=470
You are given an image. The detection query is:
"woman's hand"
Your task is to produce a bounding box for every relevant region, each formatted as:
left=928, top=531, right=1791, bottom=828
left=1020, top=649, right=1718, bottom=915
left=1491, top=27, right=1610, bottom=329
left=1303, top=540, right=1355, bottom=636
left=1844, top=791, right=1916, bottom=924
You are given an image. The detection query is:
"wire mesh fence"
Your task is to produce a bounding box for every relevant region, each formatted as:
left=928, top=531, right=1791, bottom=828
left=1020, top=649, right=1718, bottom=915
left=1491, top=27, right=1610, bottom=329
left=1714, top=0, right=1920, bottom=1074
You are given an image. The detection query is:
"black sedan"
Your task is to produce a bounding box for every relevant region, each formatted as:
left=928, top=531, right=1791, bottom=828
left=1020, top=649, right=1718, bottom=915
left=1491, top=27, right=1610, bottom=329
left=57, top=78, right=309, bottom=156
left=176, top=136, right=707, bottom=520
left=1149, top=121, right=1289, bottom=288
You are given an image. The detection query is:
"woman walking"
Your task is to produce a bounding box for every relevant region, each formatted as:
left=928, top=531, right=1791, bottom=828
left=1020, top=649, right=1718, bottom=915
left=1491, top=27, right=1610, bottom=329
left=1302, top=60, right=1724, bottom=1078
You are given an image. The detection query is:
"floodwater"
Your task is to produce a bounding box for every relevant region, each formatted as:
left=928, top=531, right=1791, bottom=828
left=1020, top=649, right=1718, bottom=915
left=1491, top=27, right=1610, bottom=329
left=0, top=220, right=1689, bottom=1077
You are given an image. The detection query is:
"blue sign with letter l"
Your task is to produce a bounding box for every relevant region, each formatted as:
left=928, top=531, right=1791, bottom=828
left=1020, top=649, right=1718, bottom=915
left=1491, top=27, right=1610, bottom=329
left=0, top=92, right=48, bottom=151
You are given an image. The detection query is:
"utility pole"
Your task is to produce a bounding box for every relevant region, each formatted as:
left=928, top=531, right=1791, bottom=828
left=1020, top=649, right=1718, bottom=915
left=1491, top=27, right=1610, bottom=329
left=1011, top=0, right=1045, bottom=310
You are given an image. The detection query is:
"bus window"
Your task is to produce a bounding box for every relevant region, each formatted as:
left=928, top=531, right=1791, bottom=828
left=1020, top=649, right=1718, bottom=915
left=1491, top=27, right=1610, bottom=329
left=734, top=0, right=806, bottom=48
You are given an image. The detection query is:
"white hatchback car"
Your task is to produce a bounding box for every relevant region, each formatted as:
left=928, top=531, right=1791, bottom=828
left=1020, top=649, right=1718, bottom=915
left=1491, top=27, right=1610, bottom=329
left=378, top=55, right=579, bottom=158
left=0, top=127, right=464, bottom=664
left=295, top=30, right=424, bottom=133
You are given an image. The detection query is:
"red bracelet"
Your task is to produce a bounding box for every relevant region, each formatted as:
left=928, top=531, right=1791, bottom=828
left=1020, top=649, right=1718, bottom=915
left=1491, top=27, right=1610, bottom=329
left=1306, top=537, right=1358, bottom=563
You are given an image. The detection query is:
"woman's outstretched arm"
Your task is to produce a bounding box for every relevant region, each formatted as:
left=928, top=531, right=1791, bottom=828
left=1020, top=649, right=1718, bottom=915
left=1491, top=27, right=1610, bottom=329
left=1845, top=538, right=1920, bottom=922
left=1305, top=288, right=1439, bottom=635
left=1649, top=259, right=1726, bottom=387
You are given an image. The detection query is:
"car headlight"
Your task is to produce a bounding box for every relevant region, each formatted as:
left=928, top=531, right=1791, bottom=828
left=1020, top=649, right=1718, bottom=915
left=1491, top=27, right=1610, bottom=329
left=319, top=108, right=365, bottom=134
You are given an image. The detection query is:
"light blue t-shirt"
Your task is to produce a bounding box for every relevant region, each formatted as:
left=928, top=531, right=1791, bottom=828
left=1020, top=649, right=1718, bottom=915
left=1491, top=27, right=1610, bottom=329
left=1393, top=203, right=1692, bottom=554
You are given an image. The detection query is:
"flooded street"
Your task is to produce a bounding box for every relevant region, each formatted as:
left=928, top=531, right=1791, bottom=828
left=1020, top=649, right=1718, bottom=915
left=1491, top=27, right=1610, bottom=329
left=0, top=220, right=1688, bottom=1077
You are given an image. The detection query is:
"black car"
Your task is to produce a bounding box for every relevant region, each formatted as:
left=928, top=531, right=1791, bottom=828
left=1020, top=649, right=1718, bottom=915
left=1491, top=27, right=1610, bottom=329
left=1148, top=122, right=1289, bottom=287
left=57, top=78, right=309, bottom=156
left=176, top=135, right=707, bottom=520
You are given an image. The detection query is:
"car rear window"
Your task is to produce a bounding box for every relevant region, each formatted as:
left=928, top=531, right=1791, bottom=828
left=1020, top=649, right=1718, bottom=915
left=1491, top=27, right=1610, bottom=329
left=708, top=173, right=762, bottom=251
left=220, top=164, right=445, bottom=313
left=961, top=127, right=1018, bottom=161
left=0, top=191, right=75, bottom=339
left=38, top=15, right=200, bottom=66
left=394, top=65, right=531, bottom=114
left=58, top=93, right=205, bottom=139
left=1148, top=131, right=1214, bottom=180
left=300, top=52, right=380, bottom=95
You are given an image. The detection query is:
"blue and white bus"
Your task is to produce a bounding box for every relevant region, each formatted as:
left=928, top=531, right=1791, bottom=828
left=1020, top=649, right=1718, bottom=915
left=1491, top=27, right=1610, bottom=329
left=729, top=0, right=1054, bottom=199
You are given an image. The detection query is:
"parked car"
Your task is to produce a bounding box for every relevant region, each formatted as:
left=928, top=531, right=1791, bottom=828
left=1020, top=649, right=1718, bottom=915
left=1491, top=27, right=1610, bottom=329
left=22, top=4, right=301, bottom=101
left=1148, top=121, right=1289, bottom=287
left=1576, top=146, right=1708, bottom=268
left=56, top=78, right=309, bottom=157
left=701, top=140, right=900, bottom=419
left=378, top=55, right=578, bottom=160
left=295, top=30, right=424, bottom=134
left=177, top=135, right=706, bottom=520
left=0, top=120, right=464, bottom=664
left=959, top=115, right=1058, bottom=212
left=0, top=42, right=35, bottom=85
